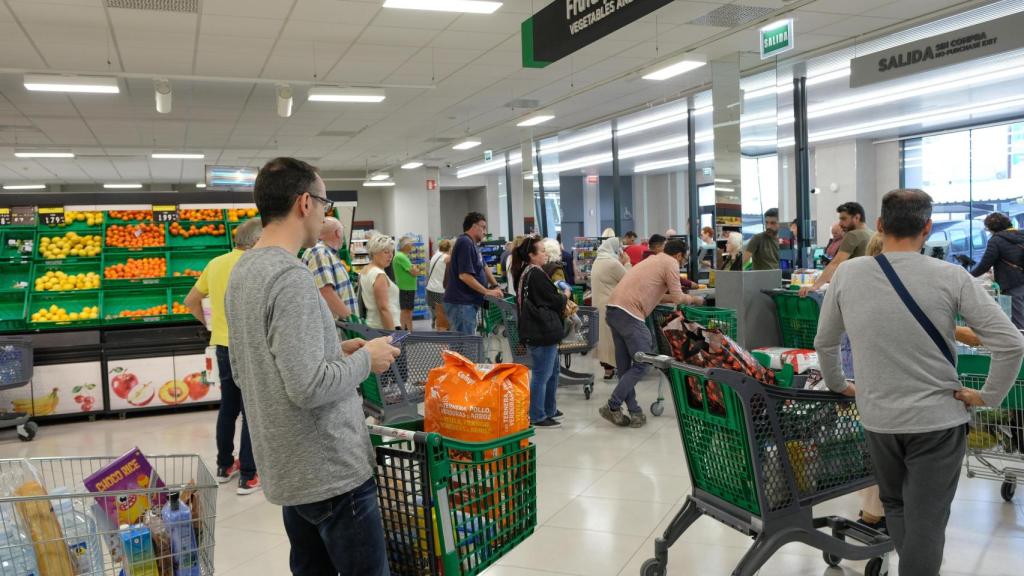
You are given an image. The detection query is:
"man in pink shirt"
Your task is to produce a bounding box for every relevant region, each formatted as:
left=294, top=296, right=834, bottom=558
left=600, top=239, right=704, bottom=428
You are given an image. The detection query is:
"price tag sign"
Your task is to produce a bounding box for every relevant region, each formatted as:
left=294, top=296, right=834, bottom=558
left=38, top=206, right=65, bottom=226
left=11, top=206, right=36, bottom=226
left=0, top=208, right=10, bottom=226
left=153, top=205, right=178, bottom=223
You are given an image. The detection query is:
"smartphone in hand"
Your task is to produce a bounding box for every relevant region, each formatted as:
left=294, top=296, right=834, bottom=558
left=390, top=331, right=410, bottom=346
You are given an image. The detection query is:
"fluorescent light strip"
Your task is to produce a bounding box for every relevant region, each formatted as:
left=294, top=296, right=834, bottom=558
left=308, top=86, right=386, bottom=103
left=382, top=0, right=502, bottom=14
left=635, top=153, right=714, bottom=173
left=742, top=67, right=851, bottom=100
left=370, top=173, right=391, bottom=181
left=24, top=73, right=119, bottom=94
left=195, top=183, right=207, bottom=189
left=401, top=162, right=424, bottom=169
left=152, top=153, right=205, bottom=160
left=3, top=184, right=46, bottom=190
left=517, top=114, right=555, bottom=127
left=541, top=127, right=612, bottom=154
left=363, top=180, right=396, bottom=187
left=453, top=140, right=482, bottom=150
left=104, top=183, right=143, bottom=189
left=14, top=151, right=74, bottom=158
left=642, top=58, right=706, bottom=81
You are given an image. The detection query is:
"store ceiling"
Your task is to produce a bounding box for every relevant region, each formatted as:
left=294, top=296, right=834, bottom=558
left=0, top=0, right=978, bottom=185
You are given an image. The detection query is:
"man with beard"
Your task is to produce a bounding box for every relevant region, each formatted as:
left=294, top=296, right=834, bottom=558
left=800, top=202, right=873, bottom=297
left=744, top=208, right=781, bottom=270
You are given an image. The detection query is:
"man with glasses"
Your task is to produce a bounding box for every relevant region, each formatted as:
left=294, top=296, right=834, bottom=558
left=303, top=216, right=358, bottom=321
left=226, top=157, right=400, bottom=575
left=444, top=211, right=503, bottom=335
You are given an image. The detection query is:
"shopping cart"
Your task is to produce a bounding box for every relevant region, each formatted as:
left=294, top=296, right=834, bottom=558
left=0, top=336, right=38, bottom=441
left=0, top=454, right=217, bottom=575
left=486, top=296, right=596, bottom=399
left=339, top=322, right=485, bottom=424
left=766, top=288, right=821, bottom=349
left=634, top=353, right=892, bottom=576
left=370, top=422, right=536, bottom=575
left=480, top=298, right=507, bottom=363
left=959, top=352, right=1024, bottom=502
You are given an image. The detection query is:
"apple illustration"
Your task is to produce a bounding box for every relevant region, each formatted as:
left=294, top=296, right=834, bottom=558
left=184, top=372, right=210, bottom=401
left=110, top=367, right=139, bottom=400
left=126, top=381, right=155, bottom=407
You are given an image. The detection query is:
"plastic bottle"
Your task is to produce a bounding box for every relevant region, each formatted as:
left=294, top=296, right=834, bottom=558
left=160, top=493, right=199, bottom=576
left=0, top=501, right=39, bottom=575
left=50, top=487, right=105, bottom=575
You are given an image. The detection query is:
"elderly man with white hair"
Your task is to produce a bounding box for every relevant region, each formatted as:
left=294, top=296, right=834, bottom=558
left=301, top=216, right=358, bottom=320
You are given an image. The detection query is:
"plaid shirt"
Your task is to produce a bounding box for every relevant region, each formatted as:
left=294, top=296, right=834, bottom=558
left=302, top=242, right=359, bottom=318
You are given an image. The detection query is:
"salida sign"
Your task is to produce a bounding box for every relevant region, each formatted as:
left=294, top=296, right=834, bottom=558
left=523, top=0, right=675, bottom=68
left=850, top=12, right=1024, bottom=88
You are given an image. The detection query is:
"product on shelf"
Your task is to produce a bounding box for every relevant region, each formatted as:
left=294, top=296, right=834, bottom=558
left=177, top=208, right=221, bottom=221
left=110, top=305, right=169, bottom=319
left=34, top=270, right=101, bottom=292
left=106, top=223, right=166, bottom=248
left=105, top=257, right=167, bottom=280
left=5, top=237, right=34, bottom=257
left=84, top=447, right=167, bottom=526
left=170, top=222, right=226, bottom=239
left=48, top=211, right=103, bottom=227
left=171, top=301, right=189, bottom=314
left=227, top=208, right=258, bottom=222
left=39, top=232, right=102, bottom=259
left=30, top=305, right=99, bottom=323
left=109, top=210, right=154, bottom=221
left=172, top=269, right=202, bottom=278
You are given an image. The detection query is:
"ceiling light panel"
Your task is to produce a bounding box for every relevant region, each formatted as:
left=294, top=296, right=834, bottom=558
left=453, top=140, right=482, bottom=150
left=401, top=162, right=424, bottom=169
left=24, top=74, right=119, bottom=94
left=152, top=153, right=205, bottom=159
left=642, top=57, right=707, bottom=81
left=104, top=183, right=143, bottom=189
left=308, top=86, right=386, bottom=103
left=3, top=184, right=46, bottom=190
left=382, top=0, right=502, bottom=14
left=517, top=114, right=555, bottom=127
left=14, top=150, right=74, bottom=158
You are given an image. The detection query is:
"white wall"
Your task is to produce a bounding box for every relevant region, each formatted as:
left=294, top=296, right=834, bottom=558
left=875, top=140, right=901, bottom=198
left=356, top=189, right=387, bottom=229
left=810, top=139, right=878, bottom=245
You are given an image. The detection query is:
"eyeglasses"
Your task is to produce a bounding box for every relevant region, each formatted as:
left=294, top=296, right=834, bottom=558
left=308, top=193, right=334, bottom=215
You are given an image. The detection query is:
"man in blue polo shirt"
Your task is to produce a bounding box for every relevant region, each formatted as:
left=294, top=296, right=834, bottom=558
left=444, top=212, right=503, bottom=335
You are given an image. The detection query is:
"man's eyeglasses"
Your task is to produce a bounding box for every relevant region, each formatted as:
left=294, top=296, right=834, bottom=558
left=308, top=193, right=334, bottom=215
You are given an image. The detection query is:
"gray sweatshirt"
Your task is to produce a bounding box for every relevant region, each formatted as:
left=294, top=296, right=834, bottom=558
left=816, top=251, right=1024, bottom=434
left=226, top=246, right=374, bottom=506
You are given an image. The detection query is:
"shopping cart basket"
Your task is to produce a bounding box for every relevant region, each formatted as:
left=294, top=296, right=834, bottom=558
left=634, top=353, right=892, bottom=576
left=0, top=336, right=38, bottom=441
left=959, top=353, right=1024, bottom=502
left=370, top=422, right=536, bottom=575
left=486, top=296, right=596, bottom=399
left=480, top=298, right=508, bottom=363
left=766, top=288, right=821, bottom=349
left=340, top=322, right=485, bottom=424
left=0, top=454, right=217, bottom=575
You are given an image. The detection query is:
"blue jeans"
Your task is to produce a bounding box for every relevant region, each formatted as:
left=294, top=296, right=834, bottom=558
left=528, top=345, right=560, bottom=423
left=215, top=346, right=256, bottom=479
left=606, top=307, right=652, bottom=414
left=281, top=477, right=390, bottom=576
left=444, top=302, right=478, bottom=335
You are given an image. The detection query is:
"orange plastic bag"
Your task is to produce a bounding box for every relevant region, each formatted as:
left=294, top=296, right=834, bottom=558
left=424, top=350, right=530, bottom=443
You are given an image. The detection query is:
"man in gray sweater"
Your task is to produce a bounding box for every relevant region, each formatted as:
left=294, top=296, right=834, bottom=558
left=226, top=157, right=400, bottom=576
left=816, top=188, right=1024, bottom=576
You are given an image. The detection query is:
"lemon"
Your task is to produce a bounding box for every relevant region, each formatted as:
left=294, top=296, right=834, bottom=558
left=69, top=312, right=79, bottom=321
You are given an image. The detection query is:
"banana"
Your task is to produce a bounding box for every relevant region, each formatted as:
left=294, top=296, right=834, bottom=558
left=11, top=388, right=59, bottom=416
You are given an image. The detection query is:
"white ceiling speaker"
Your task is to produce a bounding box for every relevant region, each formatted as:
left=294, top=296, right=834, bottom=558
left=276, top=85, right=293, bottom=118
left=154, top=79, right=172, bottom=114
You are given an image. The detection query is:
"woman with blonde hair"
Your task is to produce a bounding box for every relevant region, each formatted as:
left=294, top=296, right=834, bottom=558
left=359, top=234, right=401, bottom=330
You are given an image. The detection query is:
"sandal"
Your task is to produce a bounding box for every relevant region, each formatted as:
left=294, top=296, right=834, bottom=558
left=603, top=368, right=616, bottom=380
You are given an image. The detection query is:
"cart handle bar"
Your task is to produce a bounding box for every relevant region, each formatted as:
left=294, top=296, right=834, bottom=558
left=634, top=352, right=712, bottom=375
left=367, top=424, right=430, bottom=444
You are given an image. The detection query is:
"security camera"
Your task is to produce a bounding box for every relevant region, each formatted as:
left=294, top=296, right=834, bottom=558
left=445, top=162, right=454, bottom=169
left=810, top=187, right=821, bottom=195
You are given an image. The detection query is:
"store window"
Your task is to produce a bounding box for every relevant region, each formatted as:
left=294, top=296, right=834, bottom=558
left=536, top=123, right=613, bottom=243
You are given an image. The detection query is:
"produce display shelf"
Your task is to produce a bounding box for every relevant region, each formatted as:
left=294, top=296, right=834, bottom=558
left=34, top=229, right=104, bottom=263
left=0, top=290, right=27, bottom=331
left=176, top=209, right=225, bottom=222
left=103, top=221, right=168, bottom=251
left=101, top=287, right=172, bottom=326
left=101, top=250, right=170, bottom=288
left=167, top=220, right=230, bottom=250
left=0, top=261, right=33, bottom=292
left=32, top=261, right=103, bottom=293
left=168, top=249, right=227, bottom=285
left=27, top=290, right=102, bottom=330
left=0, top=229, right=36, bottom=260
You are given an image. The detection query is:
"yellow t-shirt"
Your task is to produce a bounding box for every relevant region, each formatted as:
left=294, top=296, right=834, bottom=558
left=195, top=249, right=244, bottom=347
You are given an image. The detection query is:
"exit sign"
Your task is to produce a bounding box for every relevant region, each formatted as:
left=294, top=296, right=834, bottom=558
left=760, top=19, right=794, bottom=59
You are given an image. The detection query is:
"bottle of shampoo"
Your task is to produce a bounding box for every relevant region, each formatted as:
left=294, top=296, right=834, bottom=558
left=161, top=493, right=199, bottom=576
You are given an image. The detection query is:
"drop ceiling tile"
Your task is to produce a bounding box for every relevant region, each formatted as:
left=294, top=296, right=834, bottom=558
left=7, top=1, right=106, bottom=27
left=271, top=40, right=350, bottom=62
left=868, top=0, right=966, bottom=20
left=431, top=29, right=509, bottom=50
left=203, top=0, right=293, bottom=20
left=371, top=7, right=457, bottom=30
left=812, top=15, right=899, bottom=38
left=292, top=0, right=379, bottom=25
left=449, top=11, right=523, bottom=33
left=279, top=19, right=364, bottom=44
left=201, top=15, right=282, bottom=39
left=32, top=117, right=98, bottom=146
left=118, top=44, right=194, bottom=75
left=342, top=43, right=419, bottom=63
left=360, top=26, right=438, bottom=48
left=321, top=60, right=393, bottom=83
left=653, top=2, right=728, bottom=25
left=805, top=0, right=896, bottom=16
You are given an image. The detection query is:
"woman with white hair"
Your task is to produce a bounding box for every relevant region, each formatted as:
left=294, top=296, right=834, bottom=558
left=591, top=236, right=630, bottom=380
left=719, top=232, right=744, bottom=271
left=540, top=238, right=567, bottom=282
left=360, top=234, right=401, bottom=330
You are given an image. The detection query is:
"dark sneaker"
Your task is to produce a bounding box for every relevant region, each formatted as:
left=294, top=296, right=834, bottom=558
left=237, top=474, right=262, bottom=495
left=857, top=514, right=887, bottom=534
left=628, top=411, right=647, bottom=428
left=216, top=459, right=239, bottom=484
left=551, top=410, right=564, bottom=420
left=599, top=404, right=631, bottom=427
left=532, top=418, right=561, bottom=429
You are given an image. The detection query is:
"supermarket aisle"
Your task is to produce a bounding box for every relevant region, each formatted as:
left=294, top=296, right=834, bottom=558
left=0, top=362, right=1022, bottom=576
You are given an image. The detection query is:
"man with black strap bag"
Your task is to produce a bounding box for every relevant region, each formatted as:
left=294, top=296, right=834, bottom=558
left=971, top=211, right=1024, bottom=329
left=815, top=189, right=1024, bottom=576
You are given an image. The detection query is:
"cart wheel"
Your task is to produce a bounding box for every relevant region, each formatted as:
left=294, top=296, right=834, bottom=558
left=1001, top=481, right=1016, bottom=502
left=17, top=421, right=38, bottom=442
left=640, top=558, right=665, bottom=576
left=865, top=557, right=886, bottom=576
left=650, top=401, right=664, bottom=417
left=584, top=385, right=592, bottom=400
left=822, top=551, right=841, bottom=568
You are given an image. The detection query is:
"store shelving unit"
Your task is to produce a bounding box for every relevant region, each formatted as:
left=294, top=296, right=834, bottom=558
left=349, top=228, right=372, bottom=275
left=402, top=233, right=429, bottom=320
left=572, top=236, right=602, bottom=286
left=479, top=238, right=506, bottom=279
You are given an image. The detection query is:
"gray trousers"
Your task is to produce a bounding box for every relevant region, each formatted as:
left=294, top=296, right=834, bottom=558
left=1006, top=283, right=1024, bottom=330
left=865, top=425, right=967, bottom=576
left=606, top=306, right=653, bottom=413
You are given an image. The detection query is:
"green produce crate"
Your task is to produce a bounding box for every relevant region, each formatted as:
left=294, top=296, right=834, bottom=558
left=0, top=291, right=28, bottom=332
left=167, top=221, right=230, bottom=250
left=168, top=249, right=227, bottom=284
left=34, top=229, right=104, bottom=262
left=0, top=262, right=33, bottom=292
left=38, top=210, right=104, bottom=231
left=32, top=261, right=102, bottom=293
left=370, top=422, right=536, bottom=575
left=102, top=221, right=167, bottom=251
left=177, top=208, right=225, bottom=222
left=101, top=250, right=170, bottom=288
left=769, top=289, right=820, bottom=349
left=225, top=208, right=257, bottom=223
left=681, top=305, right=738, bottom=340
left=0, top=229, right=36, bottom=260
left=958, top=353, right=1024, bottom=410
left=101, top=287, right=172, bottom=325
left=168, top=285, right=197, bottom=322
left=105, top=210, right=154, bottom=223
left=27, top=291, right=101, bottom=329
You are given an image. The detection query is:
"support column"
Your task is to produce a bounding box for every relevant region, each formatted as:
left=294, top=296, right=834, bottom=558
left=687, top=97, right=700, bottom=280
left=793, top=71, right=811, bottom=268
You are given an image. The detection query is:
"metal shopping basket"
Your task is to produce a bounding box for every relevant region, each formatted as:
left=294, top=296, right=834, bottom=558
left=486, top=296, right=596, bottom=399
left=0, top=336, right=38, bottom=442
left=959, top=352, right=1024, bottom=502
left=370, top=422, right=536, bottom=576
left=634, top=353, right=892, bottom=576
left=340, top=322, right=485, bottom=424
left=0, top=454, right=217, bottom=575
left=479, top=299, right=507, bottom=363
left=766, top=288, right=821, bottom=349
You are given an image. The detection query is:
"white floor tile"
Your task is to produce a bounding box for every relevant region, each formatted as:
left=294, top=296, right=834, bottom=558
left=498, top=525, right=645, bottom=576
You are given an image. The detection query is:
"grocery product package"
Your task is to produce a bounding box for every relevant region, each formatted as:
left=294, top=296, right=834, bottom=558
left=84, top=446, right=167, bottom=526
left=424, top=350, right=530, bottom=445
left=0, top=460, right=76, bottom=576
left=752, top=347, right=819, bottom=374
left=663, top=310, right=777, bottom=386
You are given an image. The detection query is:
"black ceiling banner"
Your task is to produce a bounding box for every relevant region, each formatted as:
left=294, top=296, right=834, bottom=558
left=523, top=0, right=676, bottom=68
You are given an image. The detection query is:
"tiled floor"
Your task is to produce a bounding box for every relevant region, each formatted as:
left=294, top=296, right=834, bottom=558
left=2, top=355, right=1023, bottom=575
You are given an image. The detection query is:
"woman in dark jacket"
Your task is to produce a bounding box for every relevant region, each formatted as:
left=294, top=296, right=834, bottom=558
left=971, top=212, right=1024, bottom=328
left=512, top=236, right=568, bottom=428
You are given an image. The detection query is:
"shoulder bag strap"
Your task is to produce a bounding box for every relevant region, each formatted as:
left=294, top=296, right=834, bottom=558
left=875, top=254, right=955, bottom=367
